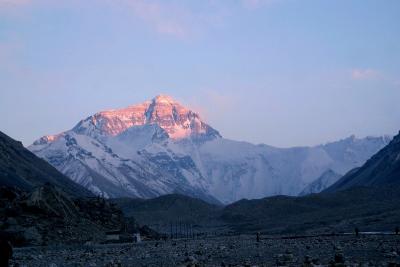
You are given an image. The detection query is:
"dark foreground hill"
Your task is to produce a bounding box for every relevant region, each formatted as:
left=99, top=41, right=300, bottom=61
left=113, top=194, right=223, bottom=234
left=0, top=131, right=160, bottom=246
left=0, top=131, right=92, bottom=197
left=0, top=183, right=161, bottom=246
left=326, top=131, right=400, bottom=192
left=0, top=184, right=126, bottom=246
left=115, top=185, right=400, bottom=235
left=220, top=185, right=400, bottom=233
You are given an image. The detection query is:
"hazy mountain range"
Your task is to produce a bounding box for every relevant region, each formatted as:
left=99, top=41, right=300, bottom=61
left=28, top=95, right=391, bottom=203
left=115, top=131, right=400, bottom=234
left=326, top=129, right=400, bottom=192
left=0, top=126, right=399, bottom=235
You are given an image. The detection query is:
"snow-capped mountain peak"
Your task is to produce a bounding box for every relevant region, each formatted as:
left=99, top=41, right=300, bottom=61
left=152, top=94, right=177, bottom=104
left=29, top=95, right=391, bottom=204
left=67, top=95, right=221, bottom=141
left=144, top=95, right=220, bottom=139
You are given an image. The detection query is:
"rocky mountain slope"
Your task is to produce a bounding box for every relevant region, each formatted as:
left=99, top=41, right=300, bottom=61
left=299, top=169, right=342, bottom=195
left=326, top=131, right=400, bottom=192
left=0, top=131, right=92, bottom=197
left=0, top=184, right=128, bottom=246
left=29, top=95, right=391, bottom=203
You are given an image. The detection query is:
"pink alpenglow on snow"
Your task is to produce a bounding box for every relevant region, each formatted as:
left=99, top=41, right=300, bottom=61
left=37, top=95, right=221, bottom=143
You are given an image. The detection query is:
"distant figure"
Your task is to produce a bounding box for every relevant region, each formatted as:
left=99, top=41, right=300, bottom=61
left=355, top=227, right=359, bottom=237
left=256, top=232, right=260, bottom=242
left=133, top=233, right=141, bottom=243
left=0, top=239, right=12, bottom=267
left=395, top=226, right=399, bottom=235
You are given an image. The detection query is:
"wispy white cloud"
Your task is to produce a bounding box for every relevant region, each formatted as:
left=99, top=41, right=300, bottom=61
left=351, top=68, right=381, bottom=80
left=0, top=0, right=189, bottom=38
left=0, top=0, right=278, bottom=38
left=349, top=68, right=400, bottom=89
left=115, top=0, right=191, bottom=38
left=113, top=0, right=276, bottom=38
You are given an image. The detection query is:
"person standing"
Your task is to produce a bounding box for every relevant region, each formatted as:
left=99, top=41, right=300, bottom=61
left=355, top=227, right=359, bottom=237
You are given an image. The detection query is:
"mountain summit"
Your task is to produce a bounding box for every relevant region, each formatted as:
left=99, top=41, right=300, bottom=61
left=70, top=95, right=221, bottom=140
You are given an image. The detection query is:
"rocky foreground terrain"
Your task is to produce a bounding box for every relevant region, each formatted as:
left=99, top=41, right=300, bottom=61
left=10, top=234, right=400, bottom=266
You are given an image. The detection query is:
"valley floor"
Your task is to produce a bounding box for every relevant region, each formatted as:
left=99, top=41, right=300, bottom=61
left=10, top=234, right=400, bottom=267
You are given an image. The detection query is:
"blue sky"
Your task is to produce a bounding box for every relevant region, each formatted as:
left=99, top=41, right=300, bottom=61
left=0, top=0, right=399, bottom=147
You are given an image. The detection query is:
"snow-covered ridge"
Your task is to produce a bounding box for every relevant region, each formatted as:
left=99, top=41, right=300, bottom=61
left=29, top=95, right=391, bottom=203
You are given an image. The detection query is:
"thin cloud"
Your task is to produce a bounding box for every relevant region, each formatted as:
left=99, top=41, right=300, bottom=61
left=117, top=0, right=189, bottom=38
left=0, top=1, right=275, bottom=38
left=0, top=0, right=188, bottom=38
left=112, top=0, right=239, bottom=39
left=351, top=68, right=381, bottom=80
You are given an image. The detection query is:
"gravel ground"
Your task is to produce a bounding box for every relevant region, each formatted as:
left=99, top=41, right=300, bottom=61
left=10, top=234, right=400, bottom=266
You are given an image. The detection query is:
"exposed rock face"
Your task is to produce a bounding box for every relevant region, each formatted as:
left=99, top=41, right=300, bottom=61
left=326, top=131, right=400, bottom=192
left=28, top=95, right=391, bottom=203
